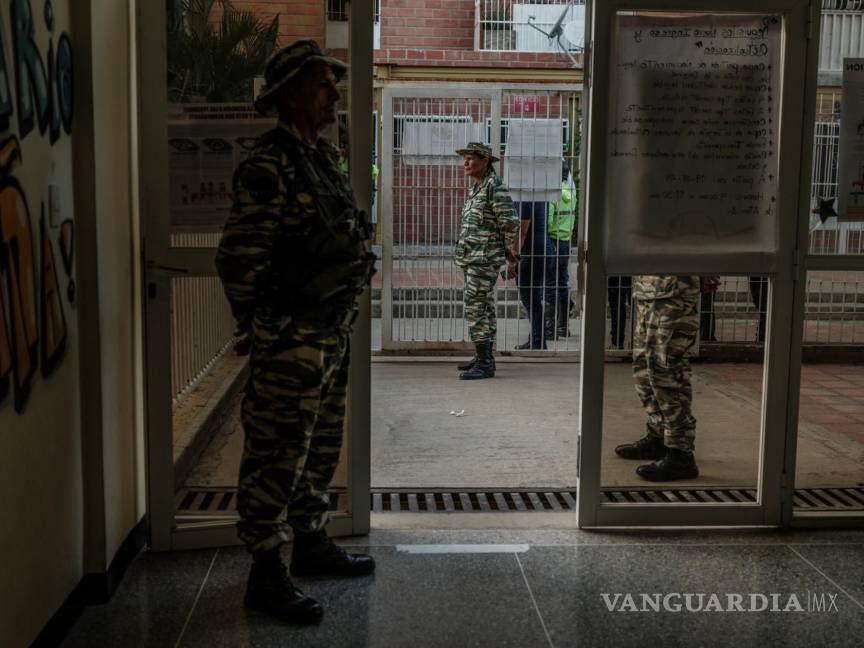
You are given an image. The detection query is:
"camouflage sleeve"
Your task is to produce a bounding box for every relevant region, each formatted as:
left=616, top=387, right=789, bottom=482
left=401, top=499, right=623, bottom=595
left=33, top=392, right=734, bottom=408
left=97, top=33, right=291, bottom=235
left=215, top=157, right=289, bottom=329
left=492, top=183, right=520, bottom=250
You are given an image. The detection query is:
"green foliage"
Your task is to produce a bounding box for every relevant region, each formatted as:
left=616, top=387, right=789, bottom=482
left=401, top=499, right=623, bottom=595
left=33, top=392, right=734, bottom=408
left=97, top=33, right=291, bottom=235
left=167, top=0, right=279, bottom=102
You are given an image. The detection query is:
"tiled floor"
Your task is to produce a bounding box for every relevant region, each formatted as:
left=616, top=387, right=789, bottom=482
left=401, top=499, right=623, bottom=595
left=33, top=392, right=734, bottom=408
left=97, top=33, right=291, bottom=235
left=62, top=528, right=864, bottom=648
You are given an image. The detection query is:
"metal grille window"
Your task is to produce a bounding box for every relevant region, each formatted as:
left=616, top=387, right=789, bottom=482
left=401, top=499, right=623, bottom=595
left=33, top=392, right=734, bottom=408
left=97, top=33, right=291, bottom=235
left=327, top=0, right=380, bottom=22
left=806, top=91, right=864, bottom=256
left=478, top=0, right=585, bottom=51
left=485, top=117, right=570, bottom=155
left=819, top=8, right=864, bottom=76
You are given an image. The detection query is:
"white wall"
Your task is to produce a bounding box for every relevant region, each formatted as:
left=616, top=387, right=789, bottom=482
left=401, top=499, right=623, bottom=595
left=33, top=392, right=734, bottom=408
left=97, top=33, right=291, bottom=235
left=0, top=0, right=83, bottom=643
left=0, top=0, right=144, bottom=644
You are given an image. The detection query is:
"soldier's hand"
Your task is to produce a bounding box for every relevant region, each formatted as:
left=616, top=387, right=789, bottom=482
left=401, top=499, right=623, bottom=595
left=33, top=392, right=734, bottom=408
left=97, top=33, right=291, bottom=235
left=700, top=276, right=721, bottom=293
left=233, top=326, right=252, bottom=356
left=234, top=335, right=251, bottom=356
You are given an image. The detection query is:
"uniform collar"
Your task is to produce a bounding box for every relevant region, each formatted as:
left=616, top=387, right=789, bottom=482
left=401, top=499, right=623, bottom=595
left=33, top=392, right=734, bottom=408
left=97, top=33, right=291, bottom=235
left=470, top=169, right=495, bottom=194
left=277, top=120, right=324, bottom=151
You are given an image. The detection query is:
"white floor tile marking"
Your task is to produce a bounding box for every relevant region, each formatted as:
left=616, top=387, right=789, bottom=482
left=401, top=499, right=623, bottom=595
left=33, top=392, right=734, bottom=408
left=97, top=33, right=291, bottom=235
left=395, top=543, right=531, bottom=554
left=175, top=548, right=219, bottom=648
left=516, top=552, right=555, bottom=648
left=787, top=545, right=864, bottom=611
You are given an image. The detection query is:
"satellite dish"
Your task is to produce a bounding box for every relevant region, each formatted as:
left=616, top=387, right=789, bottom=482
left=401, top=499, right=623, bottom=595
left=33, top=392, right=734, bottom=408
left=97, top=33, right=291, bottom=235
left=562, top=19, right=584, bottom=49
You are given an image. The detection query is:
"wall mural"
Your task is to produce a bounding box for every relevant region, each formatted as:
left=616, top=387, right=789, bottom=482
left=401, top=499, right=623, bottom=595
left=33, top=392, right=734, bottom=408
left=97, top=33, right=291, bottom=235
left=0, top=0, right=74, bottom=413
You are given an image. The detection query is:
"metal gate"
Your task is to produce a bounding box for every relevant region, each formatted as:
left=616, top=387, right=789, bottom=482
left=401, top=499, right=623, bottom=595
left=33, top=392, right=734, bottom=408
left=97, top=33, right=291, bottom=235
left=379, top=85, right=581, bottom=353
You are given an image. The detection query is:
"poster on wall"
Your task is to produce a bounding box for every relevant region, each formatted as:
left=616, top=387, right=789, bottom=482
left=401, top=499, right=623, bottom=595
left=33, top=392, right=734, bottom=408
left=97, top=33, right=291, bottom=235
left=837, top=58, right=864, bottom=221
left=604, top=13, right=782, bottom=268
left=167, top=105, right=274, bottom=232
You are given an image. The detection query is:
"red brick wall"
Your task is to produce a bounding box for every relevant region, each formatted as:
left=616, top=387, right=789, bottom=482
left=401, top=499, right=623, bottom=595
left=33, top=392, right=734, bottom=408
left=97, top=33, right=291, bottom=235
left=375, top=48, right=578, bottom=70
left=380, top=0, right=476, bottom=49
left=230, top=0, right=326, bottom=46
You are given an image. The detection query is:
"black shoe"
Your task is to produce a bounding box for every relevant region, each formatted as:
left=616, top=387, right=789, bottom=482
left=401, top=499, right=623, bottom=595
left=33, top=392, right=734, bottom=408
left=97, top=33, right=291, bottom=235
left=614, top=435, right=666, bottom=460
left=515, top=341, right=531, bottom=350
left=290, top=531, right=376, bottom=578
left=245, top=551, right=323, bottom=624
left=636, top=448, right=699, bottom=482
left=460, top=342, right=495, bottom=380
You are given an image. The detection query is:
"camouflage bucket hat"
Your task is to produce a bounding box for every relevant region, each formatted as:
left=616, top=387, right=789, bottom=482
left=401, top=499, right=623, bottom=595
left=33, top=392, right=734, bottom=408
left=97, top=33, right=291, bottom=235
left=253, top=39, right=348, bottom=116
left=456, top=141, right=499, bottom=162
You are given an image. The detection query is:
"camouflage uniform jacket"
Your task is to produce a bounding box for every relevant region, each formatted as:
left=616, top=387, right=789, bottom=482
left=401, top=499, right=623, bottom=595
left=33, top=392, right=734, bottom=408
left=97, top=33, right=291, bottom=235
left=215, top=121, right=376, bottom=331
left=454, top=171, right=520, bottom=268
left=632, top=275, right=700, bottom=301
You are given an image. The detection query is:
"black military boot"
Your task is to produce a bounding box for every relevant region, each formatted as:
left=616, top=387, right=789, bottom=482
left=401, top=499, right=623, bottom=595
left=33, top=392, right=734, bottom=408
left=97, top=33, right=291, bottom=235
left=290, top=530, right=376, bottom=578
left=457, top=351, right=496, bottom=372
left=244, top=548, right=324, bottom=624
left=556, top=300, right=569, bottom=337
left=636, top=448, right=699, bottom=482
left=456, top=353, right=477, bottom=371
left=614, top=434, right=666, bottom=460
left=459, top=342, right=495, bottom=380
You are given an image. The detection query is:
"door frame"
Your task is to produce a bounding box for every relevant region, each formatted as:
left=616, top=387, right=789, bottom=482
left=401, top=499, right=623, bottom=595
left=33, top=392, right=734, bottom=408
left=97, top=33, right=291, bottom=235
left=137, top=0, right=376, bottom=550
left=576, top=0, right=820, bottom=527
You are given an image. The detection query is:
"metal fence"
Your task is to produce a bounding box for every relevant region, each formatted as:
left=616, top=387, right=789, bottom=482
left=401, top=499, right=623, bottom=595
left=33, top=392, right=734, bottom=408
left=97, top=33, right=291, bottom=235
left=478, top=0, right=585, bottom=51
left=381, top=87, right=580, bottom=352
left=169, top=232, right=236, bottom=403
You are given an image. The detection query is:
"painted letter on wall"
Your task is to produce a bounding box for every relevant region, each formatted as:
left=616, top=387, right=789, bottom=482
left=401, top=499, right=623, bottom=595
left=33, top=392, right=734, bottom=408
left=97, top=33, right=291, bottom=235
left=0, top=137, right=38, bottom=411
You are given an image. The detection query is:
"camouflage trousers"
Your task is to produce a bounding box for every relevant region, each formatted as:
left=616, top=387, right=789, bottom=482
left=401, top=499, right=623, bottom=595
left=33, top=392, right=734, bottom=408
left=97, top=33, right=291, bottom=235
left=463, top=265, right=499, bottom=343
left=237, top=319, right=350, bottom=552
left=632, top=295, right=699, bottom=452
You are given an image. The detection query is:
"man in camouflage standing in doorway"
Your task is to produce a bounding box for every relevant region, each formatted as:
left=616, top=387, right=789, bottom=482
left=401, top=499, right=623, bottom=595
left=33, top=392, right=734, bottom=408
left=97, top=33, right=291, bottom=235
left=454, top=142, right=520, bottom=379
left=216, top=40, right=376, bottom=625
left=614, top=275, right=716, bottom=481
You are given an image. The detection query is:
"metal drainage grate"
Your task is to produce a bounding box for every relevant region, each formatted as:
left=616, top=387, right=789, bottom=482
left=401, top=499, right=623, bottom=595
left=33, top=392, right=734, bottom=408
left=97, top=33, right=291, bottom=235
left=793, top=487, right=864, bottom=511
left=175, top=487, right=346, bottom=516
left=174, top=486, right=864, bottom=514
left=371, top=489, right=577, bottom=512
left=601, top=488, right=757, bottom=504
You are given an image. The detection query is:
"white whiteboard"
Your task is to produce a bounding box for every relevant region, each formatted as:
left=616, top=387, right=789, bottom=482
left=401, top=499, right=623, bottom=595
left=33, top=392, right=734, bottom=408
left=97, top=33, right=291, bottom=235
left=604, top=13, right=782, bottom=269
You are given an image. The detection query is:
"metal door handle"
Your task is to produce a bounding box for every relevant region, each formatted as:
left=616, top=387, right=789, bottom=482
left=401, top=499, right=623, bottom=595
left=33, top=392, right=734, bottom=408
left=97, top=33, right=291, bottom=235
left=147, top=261, right=189, bottom=274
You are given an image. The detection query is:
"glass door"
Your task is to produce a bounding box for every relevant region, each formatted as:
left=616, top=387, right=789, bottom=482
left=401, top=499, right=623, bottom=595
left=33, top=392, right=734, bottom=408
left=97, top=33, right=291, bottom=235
left=577, top=0, right=820, bottom=527
left=139, top=1, right=375, bottom=550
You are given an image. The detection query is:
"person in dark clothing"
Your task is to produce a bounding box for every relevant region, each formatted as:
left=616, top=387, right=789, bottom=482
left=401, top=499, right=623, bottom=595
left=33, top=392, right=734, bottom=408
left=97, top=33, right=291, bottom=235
left=513, top=201, right=554, bottom=349
left=699, top=291, right=717, bottom=342
left=607, top=276, right=632, bottom=349
left=749, top=276, right=769, bottom=343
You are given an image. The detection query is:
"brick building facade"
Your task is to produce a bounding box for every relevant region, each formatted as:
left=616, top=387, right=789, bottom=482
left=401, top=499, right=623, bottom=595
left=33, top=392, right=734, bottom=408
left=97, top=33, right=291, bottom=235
left=229, top=0, right=580, bottom=76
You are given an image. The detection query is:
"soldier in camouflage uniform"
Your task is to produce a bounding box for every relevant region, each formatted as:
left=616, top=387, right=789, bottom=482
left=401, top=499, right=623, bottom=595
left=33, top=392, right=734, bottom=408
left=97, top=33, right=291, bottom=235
left=453, top=143, right=520, bottom=380
left=215, top=40, right=376, bottom=625
left=615, top=275, right=701, bottom=481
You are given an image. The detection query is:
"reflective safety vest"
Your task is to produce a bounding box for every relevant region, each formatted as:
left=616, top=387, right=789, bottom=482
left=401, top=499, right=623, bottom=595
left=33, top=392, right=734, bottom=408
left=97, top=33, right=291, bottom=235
left=548, top=182, right=575, bottom=242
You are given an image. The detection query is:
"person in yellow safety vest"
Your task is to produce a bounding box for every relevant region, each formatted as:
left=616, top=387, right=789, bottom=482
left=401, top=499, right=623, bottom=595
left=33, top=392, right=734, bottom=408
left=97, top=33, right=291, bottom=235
left=547, top=162, right=576, bottom=338
left=338, top=154, right=380, bottom=187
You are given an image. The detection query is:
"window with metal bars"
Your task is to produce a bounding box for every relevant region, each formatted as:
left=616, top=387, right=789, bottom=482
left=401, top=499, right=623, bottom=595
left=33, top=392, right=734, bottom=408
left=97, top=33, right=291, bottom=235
left=478, top=0, right=585, bottom=51
left=327, top=0, right=380, bottom=22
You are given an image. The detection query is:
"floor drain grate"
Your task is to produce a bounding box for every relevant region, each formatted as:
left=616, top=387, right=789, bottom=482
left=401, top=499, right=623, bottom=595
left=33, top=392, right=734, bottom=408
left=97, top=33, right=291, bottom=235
left=174, top=486, right=864, bottom=514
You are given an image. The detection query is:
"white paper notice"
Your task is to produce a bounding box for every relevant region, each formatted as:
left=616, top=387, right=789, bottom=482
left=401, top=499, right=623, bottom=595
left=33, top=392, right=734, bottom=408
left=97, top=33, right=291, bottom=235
left=838, top=59, right=864, bottom=221
left=605, top=14, right=781, bottom=265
